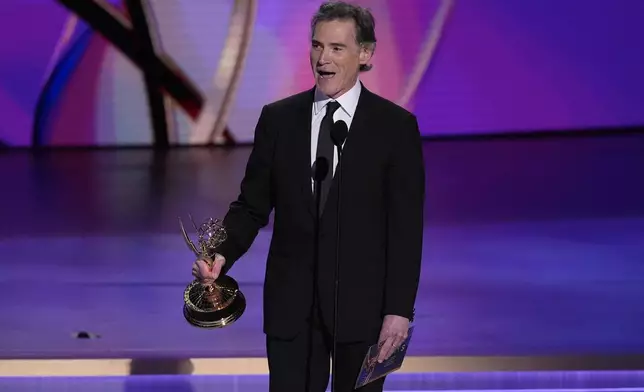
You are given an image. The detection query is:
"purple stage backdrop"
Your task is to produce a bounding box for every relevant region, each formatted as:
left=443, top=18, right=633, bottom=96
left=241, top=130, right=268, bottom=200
left=0, top=0, right=643, bottom=147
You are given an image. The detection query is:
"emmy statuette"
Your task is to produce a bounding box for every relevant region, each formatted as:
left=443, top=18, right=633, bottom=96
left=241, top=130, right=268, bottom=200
left=179, top=215, right=246, bottom=328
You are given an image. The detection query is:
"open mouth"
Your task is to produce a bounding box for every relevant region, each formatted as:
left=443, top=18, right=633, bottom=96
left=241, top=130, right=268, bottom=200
left=317, top=70, right=336, bottom=79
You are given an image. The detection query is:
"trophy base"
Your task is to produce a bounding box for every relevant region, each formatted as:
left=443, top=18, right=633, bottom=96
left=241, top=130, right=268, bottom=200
left=182, top=275, right=246, bottom=329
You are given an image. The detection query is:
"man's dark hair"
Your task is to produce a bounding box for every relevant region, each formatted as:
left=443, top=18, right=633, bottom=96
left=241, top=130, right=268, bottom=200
left=311, top=1, right=377, bottom=72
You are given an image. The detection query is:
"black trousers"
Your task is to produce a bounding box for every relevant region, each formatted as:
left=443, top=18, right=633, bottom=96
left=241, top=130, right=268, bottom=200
left=266, top=304, right=385, bottom=392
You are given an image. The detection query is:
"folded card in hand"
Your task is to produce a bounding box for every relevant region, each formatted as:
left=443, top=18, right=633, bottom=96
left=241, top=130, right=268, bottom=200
left=355, top=326, right=414, bottom=389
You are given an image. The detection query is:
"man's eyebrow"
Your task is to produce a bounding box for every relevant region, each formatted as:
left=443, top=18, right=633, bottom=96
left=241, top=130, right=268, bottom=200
left=311, top=40, right=347, bottom=48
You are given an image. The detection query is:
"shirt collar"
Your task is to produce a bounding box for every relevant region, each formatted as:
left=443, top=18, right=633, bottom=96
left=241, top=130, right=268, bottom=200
left=313, top=78, right=361, bottom=117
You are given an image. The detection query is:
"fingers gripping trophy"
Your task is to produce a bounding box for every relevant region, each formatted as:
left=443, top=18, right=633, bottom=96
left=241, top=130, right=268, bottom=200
left=180, top=215, right=246, bottom=328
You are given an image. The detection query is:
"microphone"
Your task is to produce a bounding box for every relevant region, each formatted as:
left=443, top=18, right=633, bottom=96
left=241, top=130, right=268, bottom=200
left=312, top=156, right=329, bottom=183
left=306, top=156, right=328, bottom=392
left=331, top=120, right=349, bottom=152
left=330, top=120, right=348, bottom=392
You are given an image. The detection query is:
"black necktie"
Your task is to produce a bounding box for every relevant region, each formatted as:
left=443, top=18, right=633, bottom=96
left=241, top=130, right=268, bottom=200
left=315, top=100, right=341, bottom=214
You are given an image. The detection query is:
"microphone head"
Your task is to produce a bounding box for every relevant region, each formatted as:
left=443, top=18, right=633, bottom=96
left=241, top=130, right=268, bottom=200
left=312, top=157, right=329, bottom=182
left=331, top=120, right=348, bottom=148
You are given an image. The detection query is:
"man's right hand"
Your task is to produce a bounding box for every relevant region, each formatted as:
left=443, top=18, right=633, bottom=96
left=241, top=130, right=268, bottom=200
left=191, top=254, right=226, bottom=284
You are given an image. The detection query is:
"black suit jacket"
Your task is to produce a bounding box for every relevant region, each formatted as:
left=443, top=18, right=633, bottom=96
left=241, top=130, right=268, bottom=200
left=216, top=84, right=425, bottom=342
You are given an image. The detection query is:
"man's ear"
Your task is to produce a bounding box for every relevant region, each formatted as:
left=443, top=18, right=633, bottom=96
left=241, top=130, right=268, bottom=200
left=359, top=43, right=375, bottom=67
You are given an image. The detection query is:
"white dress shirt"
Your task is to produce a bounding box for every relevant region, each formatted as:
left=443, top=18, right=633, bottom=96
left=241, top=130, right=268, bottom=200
left=310, top=79, right=362, bottom=186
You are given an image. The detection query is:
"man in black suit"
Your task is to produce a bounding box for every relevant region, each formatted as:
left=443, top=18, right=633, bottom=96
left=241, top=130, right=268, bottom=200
left=193, top=1, right=425, bottom=391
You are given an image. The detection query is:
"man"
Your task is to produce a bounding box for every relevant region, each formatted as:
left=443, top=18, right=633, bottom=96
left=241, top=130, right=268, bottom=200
left=193, top=1, right=425, bottom=391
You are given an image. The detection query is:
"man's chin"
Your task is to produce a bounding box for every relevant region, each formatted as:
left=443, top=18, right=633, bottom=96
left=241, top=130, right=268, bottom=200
left=315, top=82, right=341, bottom=98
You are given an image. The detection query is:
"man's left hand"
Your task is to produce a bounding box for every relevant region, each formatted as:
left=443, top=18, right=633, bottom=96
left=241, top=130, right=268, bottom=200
left=376, top=315, right=409, bottom=363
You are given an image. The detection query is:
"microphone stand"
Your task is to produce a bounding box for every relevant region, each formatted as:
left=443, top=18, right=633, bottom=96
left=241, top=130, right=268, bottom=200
left=306, top=157, right=328, bottom=392
left=330, top=121, right=348, bottom=392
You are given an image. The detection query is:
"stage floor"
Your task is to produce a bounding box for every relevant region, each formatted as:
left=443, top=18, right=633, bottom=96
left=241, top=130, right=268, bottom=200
left=1, top=132, right=644, bottom=367
left=3, top=370, right=644, bottom=392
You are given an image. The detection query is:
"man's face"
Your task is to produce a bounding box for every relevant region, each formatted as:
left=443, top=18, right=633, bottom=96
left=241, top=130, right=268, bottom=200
left=310, top=19, right=372, bottom=99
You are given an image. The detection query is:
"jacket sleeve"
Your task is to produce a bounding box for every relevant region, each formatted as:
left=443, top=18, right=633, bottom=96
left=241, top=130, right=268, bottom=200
left=216, top=105, right=277, bottom=274
left=383, top=113, right=425, bottom=320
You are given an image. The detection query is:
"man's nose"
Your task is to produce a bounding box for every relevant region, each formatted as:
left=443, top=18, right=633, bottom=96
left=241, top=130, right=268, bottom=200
left=318, top=49, right=331, bottom=64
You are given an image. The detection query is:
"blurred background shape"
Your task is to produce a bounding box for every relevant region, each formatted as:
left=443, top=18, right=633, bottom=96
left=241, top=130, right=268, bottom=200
left=1, top=0, right=643, bottom=147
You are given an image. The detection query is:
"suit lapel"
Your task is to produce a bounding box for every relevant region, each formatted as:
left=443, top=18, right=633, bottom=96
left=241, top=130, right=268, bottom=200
left=339, top=83, right=371, bottom=162
left=290, top=88, right=317, bottom=218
